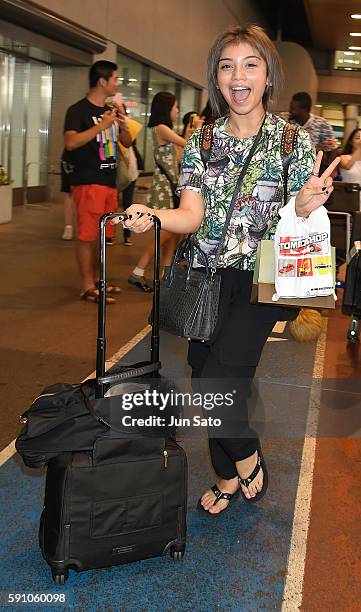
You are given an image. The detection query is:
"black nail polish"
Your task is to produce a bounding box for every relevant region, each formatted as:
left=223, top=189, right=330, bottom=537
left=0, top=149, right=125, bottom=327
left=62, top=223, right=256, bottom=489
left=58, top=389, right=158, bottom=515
left=128, top=214, right=132, bottom=220
left=322, top=186, right=327, bottom=191
left=137, top=211, right=141, bottom=215
left=325, top=190, right=329, bottom=195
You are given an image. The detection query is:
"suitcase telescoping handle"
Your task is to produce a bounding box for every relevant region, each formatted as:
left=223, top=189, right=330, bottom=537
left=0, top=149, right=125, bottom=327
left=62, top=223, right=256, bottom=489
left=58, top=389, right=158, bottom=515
left=96, top=212, right=161, bottom=398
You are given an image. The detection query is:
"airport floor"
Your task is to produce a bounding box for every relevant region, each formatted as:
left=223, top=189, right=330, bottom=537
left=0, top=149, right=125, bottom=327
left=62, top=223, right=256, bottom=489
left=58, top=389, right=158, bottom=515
left=0, top=202, right=360, bottom=611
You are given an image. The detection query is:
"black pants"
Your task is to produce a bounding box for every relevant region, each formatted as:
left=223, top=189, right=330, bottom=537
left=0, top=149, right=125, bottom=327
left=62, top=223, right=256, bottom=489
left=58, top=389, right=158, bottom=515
left=121, top=181, right=136, bottom=239
left=187, top=268, right=295, bottom=480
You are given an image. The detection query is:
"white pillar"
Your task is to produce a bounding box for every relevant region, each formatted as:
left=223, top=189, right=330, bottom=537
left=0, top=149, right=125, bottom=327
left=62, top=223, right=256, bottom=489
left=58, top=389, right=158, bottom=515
left=343, top=104, right=359, bottom=145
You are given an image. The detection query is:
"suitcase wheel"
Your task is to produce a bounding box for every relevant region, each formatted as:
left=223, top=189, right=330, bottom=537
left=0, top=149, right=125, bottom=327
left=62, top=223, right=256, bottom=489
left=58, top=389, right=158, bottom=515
left=51, top=568, right=68, bottom=585
left=347, top=318, right=360, bottom=344
left=170, top=544, right=185, bottom=560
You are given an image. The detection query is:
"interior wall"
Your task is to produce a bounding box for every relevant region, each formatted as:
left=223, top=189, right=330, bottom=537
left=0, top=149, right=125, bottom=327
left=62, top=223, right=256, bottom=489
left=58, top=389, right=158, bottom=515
left=273, top=42, right=318, bottom=113
left=32, top=0, right=263, bottom=87
left=318, top=73, right=361, bottom=98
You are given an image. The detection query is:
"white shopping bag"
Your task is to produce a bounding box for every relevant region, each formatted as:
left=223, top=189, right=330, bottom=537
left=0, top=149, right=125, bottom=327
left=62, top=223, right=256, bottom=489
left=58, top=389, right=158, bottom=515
left=273, top=198, right=335, bottom=301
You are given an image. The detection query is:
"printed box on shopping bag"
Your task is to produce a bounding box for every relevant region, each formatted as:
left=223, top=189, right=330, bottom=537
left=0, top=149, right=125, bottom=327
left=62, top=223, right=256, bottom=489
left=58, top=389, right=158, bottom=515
left=251, top=240, right=336, bottom=309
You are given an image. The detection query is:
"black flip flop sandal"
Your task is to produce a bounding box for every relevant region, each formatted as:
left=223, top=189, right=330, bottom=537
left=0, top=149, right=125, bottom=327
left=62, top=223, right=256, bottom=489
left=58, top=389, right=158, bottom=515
left=197, top=484, right=238, bottom=516
left=239, top=446, right=269, bottom=504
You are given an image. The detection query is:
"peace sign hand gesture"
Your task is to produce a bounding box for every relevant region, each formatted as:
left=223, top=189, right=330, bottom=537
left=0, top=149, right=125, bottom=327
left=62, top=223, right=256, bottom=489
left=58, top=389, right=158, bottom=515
left=295, top=151, right=340, bottom=218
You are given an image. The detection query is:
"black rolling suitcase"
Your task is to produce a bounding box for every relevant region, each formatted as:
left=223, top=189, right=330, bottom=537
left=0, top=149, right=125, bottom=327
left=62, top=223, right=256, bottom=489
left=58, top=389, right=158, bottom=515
left=342, top=241, right=361, bottom=317
left=37, top=213, right=187, bottom=584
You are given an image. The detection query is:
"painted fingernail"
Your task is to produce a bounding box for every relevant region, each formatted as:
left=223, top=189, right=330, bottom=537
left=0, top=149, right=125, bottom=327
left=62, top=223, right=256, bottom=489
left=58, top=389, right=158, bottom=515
left=128, top=214, right=132, bottom=220
left=137, top=211, right=141, bottom=215
left=322, top=186, right=327, bottom=191
left=325, top=190, right=329, bottom=195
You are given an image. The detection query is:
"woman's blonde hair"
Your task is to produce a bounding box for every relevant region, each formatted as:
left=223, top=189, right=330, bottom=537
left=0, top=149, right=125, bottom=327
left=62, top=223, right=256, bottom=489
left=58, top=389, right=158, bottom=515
left=207, top=25, right=284, bottom=117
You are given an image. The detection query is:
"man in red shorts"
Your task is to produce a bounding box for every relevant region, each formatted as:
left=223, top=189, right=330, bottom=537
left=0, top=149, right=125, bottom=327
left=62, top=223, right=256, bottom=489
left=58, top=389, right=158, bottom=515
left=64, top=60, right=131, bottom=303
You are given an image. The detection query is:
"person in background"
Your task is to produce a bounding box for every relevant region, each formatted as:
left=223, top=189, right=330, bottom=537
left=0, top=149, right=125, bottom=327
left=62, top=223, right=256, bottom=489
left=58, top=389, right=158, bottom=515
left=282, top=91, right=338, bottom=173
left=176, top=112, right=203, bottom=164
left=64, top=60, right=131, bottom=303
left=339, top=127, right=361, bottom=187
left=200, top=99, right=218, bottom=125
left=128, top=92, right=188, bottom=291
left=181, top=112, right=201, bottom=139
left=117, top=103, right=143, bottom=246
left=60, top=151, right=75, bottom=240
left=120, top=25, right=339, bottom=514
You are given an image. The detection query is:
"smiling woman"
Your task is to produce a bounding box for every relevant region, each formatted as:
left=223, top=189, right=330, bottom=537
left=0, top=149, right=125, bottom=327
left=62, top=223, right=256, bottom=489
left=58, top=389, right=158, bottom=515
left=208, top=25, right=284, bottom=122
left=120, top=24, right=339, bottom=517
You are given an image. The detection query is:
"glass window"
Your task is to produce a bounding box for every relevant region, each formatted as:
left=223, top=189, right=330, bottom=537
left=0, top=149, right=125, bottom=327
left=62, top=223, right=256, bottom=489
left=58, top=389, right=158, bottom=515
left=0, top=52, right=11, bottom=175
left=10, top=58, right=27, bottom=188
left=178, top=83, right=200, bottom=137
left=26, top=63, right=52, bottom=186
left=0, top=51, right=52, bottom=191
left=117, top=52, right=148, bottom=171
left=116, top=50, right=201, bottom=172
left=334, top=49, right=361, bottom=71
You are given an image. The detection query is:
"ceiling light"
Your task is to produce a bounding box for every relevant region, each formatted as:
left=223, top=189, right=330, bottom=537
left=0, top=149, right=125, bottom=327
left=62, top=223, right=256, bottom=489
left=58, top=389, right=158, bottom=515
left=344, top=51, right=355, bottom=55
left=349, top=46, right=361, bottom=50
left=350, top=33, right=361, bottom=36
left=351, top=14, right=361, bottom=19
left=344, top=59, right=356, bottom=63
left=345, top=67, right=353, bottom=70
left=315, top=104, right=323, bottom=108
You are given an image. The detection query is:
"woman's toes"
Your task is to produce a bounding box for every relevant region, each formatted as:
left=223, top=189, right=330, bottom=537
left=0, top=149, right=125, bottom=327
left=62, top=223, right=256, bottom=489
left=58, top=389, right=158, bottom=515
left=241, top=485, right=252, bottom=499
left=208, top=504, right=222, bottom=514
left=201, top=494, right=212, bottom=509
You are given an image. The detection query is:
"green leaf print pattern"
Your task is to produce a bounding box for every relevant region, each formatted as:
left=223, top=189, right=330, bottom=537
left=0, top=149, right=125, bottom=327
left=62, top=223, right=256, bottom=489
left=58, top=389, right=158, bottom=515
left=178, top=113, right=315, bottom=270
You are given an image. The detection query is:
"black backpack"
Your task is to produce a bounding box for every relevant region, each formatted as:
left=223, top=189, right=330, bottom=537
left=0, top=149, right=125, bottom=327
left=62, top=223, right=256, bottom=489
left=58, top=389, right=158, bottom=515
left=15, top=377, right=177, bottom=468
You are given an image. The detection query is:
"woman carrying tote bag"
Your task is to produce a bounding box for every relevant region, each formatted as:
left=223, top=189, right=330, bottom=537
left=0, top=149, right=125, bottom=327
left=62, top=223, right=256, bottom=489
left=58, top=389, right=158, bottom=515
left=118, top=26, right=339, bottom=515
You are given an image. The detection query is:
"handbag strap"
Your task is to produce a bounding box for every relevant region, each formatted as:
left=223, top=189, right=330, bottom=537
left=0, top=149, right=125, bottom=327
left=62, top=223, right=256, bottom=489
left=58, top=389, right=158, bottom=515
left=281, top=122, right=299, bottom=206
left=210, top=114, right=266, bottom=271
left=80, top=382, right=127, bottom=433
left=200, top=123, right=214, bottom=167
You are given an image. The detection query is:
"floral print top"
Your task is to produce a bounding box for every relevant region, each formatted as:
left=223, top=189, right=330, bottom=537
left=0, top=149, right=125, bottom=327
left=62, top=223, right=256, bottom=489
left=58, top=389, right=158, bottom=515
left=150, top=128, right=179, bottom=210
left=177, top=112, right=315, bottom=270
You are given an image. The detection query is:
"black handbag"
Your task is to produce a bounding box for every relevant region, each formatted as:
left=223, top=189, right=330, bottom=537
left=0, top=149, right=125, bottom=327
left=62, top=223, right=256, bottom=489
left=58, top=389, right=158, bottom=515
left=158, top=117, right=266, bottom=341
left=15, top=376, right=179, bottom=468
left=159, top=237, right=221, bottom=341
left=15, top=381, right=107, bottom=468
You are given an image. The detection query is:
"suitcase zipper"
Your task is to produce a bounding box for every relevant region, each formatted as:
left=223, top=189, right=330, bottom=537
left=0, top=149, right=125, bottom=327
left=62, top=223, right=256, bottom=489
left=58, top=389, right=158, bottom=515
left=163, top=449, right=168, bottom=468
